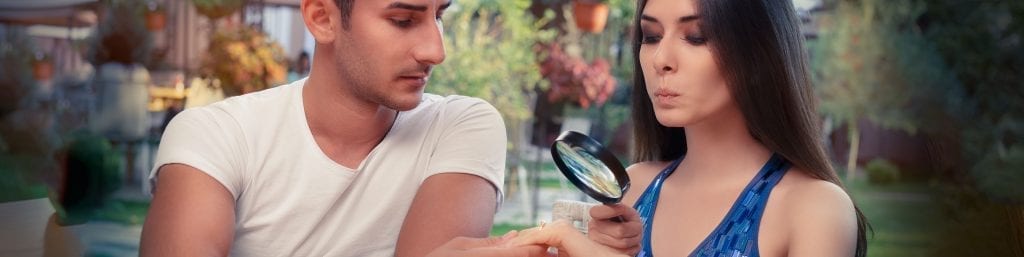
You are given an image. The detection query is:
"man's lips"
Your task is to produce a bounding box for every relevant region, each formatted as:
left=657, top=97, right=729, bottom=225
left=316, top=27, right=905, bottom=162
left=398, top=73, right=429, bottom=88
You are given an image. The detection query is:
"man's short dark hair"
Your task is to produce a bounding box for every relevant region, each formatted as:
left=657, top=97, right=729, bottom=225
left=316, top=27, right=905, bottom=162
left=334, top=0, right=354, bottom=29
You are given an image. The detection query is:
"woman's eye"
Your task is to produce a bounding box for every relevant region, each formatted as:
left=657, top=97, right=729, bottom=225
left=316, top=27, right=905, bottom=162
left=685, top=35, right=707, bottom=45
left=641, top=34, right=662, bottom=44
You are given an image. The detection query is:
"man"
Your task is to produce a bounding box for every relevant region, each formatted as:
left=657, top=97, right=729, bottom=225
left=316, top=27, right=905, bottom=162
left=140, top=0, right=639, bottom=256
left=141, top=0, right=505, bottom=255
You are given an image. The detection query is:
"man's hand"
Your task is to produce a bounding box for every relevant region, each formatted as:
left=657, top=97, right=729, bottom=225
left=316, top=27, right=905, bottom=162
left=505, top=220, right=628, bottom=257
left=425, top=232, right=548, bottom=257
left=587, top=204, right=643, bottom=256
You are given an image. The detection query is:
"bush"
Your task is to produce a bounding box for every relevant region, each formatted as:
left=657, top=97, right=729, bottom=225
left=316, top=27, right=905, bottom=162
left=866, top=158, right=901, bottom=185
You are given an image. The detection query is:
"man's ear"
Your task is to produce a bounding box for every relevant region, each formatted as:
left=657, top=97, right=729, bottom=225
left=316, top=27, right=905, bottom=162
left=301, top=0, right=338, bottom=44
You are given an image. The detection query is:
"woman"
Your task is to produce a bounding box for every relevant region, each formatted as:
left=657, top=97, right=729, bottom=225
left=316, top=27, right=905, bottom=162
left=514, top=0, right=868, bottom=256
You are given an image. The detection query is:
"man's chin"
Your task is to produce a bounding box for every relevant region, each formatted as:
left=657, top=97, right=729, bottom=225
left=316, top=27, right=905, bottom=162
left=385, top=93, right=423, bottom=111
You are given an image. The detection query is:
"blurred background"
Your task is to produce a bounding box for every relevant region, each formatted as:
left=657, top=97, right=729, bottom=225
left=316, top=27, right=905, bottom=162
left=0, top=0, right=1021, bottom=256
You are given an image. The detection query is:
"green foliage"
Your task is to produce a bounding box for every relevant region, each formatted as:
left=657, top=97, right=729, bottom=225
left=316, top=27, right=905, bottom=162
left=56, top=131, right=123, bottom=221
left=202, top=26, right=288, bottom=96
left=428, top=0, right=556, bottom=148
left=0, top=155, right=51, bottom=203
left=922, top=0, right=1024, bottom=204
left=812, top=0, right=1024, bottom=253
left=192, top=0, right=245, bottom=21
left=0, top=28, right=58, bottom=203
left=0, top=27, right=36, bottom=119
left=84, top=0, right=153, bottom=66
left=810, top=0, right=967, bottom=178
left=811, top=0, right=959, bottom=134
left=970, top=146, right=1024, bottom=203
left=866, top=158, right=901, bottom=185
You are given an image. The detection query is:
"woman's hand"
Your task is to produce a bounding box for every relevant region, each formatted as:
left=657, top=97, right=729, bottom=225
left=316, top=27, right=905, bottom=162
left=425, top=231, right=549, bottom=257
left=588, top=204, right=643, bottom=256
left=504, top=220, right=629, bottom=257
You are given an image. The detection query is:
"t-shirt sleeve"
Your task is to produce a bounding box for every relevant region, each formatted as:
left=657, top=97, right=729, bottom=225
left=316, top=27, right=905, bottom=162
left=149, top=107, right=247, bottom=199
left=425, top=97, right=508, bottom=201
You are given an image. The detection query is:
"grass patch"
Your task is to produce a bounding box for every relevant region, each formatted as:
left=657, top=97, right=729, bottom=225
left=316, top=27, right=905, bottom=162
left=490, top=222, right=532, bottom=236
left=846, top=178, right=944, bottom=257
left=92, top=199, right=150, bottom=225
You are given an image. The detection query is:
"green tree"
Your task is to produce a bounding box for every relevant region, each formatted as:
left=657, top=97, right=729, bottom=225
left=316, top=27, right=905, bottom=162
left=810, top=0, right=960, bottom=179
left=922, top=0, right=1024, bottom=204
left=919, top=1, right=1024, bottom=254
left=428, top=0, right=555, bottom=166
left=814, top=0, right=1024, bottom=254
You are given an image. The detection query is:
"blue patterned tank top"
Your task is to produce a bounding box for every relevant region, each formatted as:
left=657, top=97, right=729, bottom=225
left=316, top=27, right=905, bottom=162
left=633, top=154, right=790, bottom=257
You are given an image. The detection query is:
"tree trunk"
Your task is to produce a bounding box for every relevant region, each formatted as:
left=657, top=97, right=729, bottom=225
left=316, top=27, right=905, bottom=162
left=846, top=120, right=861, bottom=181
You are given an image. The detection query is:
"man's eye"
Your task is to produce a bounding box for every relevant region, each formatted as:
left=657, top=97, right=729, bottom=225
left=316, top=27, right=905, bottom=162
left=392, top=18, right=414, bottom=28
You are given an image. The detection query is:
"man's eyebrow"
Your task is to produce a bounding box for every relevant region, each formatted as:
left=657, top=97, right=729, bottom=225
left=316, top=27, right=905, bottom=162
left=439, top=1, right=452, bottom=11
left=387, top=2, right=427, bottom=12
left=386, top=1, right=453, bottom=12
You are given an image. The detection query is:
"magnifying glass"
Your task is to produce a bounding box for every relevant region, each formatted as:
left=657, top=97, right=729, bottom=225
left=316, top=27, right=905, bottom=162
left=550, top=131, right=630, bottom=207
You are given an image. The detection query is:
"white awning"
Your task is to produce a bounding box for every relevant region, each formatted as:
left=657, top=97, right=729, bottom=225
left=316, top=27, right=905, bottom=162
left=0, top=0, right=99, bottom=27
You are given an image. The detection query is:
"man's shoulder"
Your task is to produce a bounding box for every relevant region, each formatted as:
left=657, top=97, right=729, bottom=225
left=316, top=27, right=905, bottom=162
left=416, top=93, right=498, bottom=117
left=168, top=82, right=300, bottom=135
left=208, top=81, right=299, bottom=114
left=420, top=93, right=488, bottom=107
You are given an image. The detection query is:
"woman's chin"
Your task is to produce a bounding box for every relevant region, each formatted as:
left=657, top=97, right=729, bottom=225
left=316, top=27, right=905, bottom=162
left=654, top=111, right=695, bottom=128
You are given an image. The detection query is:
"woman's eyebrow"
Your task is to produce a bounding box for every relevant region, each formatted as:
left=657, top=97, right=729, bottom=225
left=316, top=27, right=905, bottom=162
left=640, top=13, right=700, bottom=24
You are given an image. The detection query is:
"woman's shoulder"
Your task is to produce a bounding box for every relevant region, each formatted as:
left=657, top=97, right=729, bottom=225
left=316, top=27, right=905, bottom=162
left=770, top=167, right=859, bottom=253
left=621, top=161, right=673, bottom=205
left=627, top=161, right=673, bottom=183
left=774, top=169, right=855, bottom=213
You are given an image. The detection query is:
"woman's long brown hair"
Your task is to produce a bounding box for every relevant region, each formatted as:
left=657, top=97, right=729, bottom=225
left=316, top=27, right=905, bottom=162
left=630, top=0, right=869, bottom=256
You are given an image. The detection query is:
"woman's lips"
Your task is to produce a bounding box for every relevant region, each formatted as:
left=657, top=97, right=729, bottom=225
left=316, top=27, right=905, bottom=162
left=653, top=88, right=680, bottom=104
left=653, top=88, right=680, bottom=98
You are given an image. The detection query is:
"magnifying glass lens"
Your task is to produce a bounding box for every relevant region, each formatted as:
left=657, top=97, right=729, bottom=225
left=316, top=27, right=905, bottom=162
left=554, top=141, right=622, bottom=198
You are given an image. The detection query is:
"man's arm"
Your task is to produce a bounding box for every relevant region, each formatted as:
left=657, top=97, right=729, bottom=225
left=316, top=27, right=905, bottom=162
left=393, top=173, right=499, bottom=257
left=139, top=164, right=236, bottom=257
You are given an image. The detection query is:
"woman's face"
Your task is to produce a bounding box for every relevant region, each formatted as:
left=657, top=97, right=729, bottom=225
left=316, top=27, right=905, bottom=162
left=639, top=0, right=737, bottom=128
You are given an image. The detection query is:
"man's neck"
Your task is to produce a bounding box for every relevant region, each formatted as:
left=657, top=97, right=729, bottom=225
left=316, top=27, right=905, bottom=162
left=302, top=69, right=398, bottom=168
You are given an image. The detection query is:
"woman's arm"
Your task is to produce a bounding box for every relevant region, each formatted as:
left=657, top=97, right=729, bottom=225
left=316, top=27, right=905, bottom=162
left=786, top=180, right=859, bottom=257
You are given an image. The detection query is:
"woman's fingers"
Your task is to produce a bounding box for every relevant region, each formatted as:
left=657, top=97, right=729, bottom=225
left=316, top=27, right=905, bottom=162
left=588, top=204, right=643, bottom=256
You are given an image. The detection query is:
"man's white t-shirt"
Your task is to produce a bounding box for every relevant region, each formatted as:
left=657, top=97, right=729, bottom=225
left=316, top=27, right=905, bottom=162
left=149, top=78, right=507, bottom=256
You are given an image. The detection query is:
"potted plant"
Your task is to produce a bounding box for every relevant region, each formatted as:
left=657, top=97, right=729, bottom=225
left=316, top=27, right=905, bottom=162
left=202, top=25, right=287, bottom=96
left=32, top=52, right=53, bottom=81
left=145, top=1, right=166, bottom=31
left=192, top=0, right=245, bottom=22
left=571, top=0, right=610, bottom=33
left=539, top=43, right=616, bottom=109
left=83, top=0, right=154, bottom=141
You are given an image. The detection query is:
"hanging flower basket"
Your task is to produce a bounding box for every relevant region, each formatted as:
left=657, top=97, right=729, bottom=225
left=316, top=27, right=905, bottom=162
left=145, top=9, right=166, bottom=31
left=32, top=54, right=53, bottom=81
left=572, top=0, right=610, bottom=33
left=538, top=43, right=616, bottom=109
left=202, top=26, right=287, bottom=96
left=192, top=0, right=245, bottom=21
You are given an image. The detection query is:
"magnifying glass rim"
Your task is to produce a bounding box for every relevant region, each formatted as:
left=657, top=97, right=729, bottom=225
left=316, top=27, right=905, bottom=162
left=550, top=130, right=630, bottom=204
